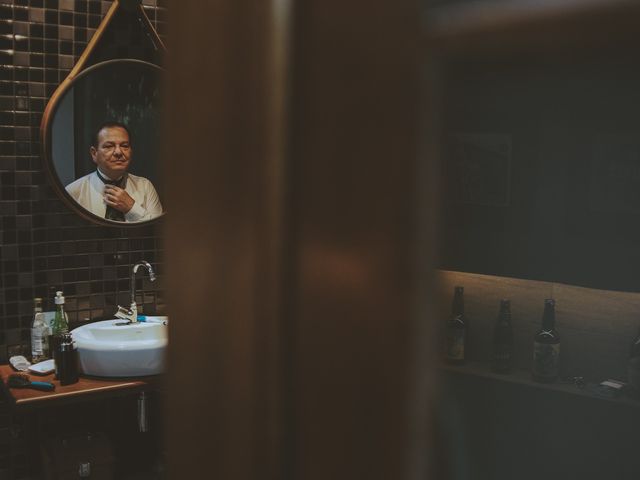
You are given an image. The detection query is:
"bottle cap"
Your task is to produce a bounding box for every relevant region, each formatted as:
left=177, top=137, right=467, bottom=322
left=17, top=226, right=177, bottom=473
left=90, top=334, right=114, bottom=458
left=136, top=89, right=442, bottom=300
left=55, top=291, right=65, bottom=304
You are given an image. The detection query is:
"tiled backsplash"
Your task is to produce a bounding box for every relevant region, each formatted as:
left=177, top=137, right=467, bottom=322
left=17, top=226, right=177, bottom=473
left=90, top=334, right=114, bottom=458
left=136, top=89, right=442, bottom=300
left=0, top=3, right=166, bottom=476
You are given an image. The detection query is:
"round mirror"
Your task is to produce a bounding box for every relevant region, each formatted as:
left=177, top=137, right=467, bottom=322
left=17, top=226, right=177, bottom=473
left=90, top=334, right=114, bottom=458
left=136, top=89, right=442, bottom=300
left=43, top=59, right=164, bottom=225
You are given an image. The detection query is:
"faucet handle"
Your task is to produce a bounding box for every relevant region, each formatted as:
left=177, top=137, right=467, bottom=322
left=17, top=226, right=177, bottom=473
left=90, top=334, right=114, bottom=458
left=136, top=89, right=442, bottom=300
left=115, top=305, right=134, bottom=322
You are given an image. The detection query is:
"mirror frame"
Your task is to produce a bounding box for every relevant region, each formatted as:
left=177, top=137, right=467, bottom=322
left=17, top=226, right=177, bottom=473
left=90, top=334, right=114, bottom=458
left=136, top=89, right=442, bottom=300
left=40, top=0, right=166, bottom=227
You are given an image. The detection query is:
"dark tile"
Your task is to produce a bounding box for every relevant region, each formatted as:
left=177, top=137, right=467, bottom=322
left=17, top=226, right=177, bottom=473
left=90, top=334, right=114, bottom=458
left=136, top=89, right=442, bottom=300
left=44, top=39, right=57, bottom=54
left=29, top=53, right=44, bottom=67
left=0, top=21, right=12, bottom=36
left=74, top=13, right=86, bottom=28
left=29, top=69, right=44, bottom=82
left=60, top=41, right=72, bottom=54
left=44, top=9, right=57, bottom=24
left=0, top=37, right=12, bottom=50
left=60, top=11, right=72, bottom=25
left=14, top=8, right=28, bottom=21
left=44, top=24, right=58, bottom=37
left=0, top=83, right=12, bottom=96
left=0, top=7, right=13, bottom=21
left=0, top=68, right=12, bottom=83
left=44, top=54, right=57, bottom=68
left=30, top=24, right=44, bottom=37
left=14, top=68, right=28, bottom=82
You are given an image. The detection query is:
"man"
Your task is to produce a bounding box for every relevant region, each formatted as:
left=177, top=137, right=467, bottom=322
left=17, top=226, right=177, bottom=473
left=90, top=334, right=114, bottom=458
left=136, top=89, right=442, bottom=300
left=66, top=122, right=163, bottom=222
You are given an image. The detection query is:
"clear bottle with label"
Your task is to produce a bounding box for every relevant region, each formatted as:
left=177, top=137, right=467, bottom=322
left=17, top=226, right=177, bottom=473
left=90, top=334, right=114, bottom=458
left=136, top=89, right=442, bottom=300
left=50, top=291, right=69, bottom=378
left=492, top=299, right=513, bottom=374
left=31, top=297, right=50, bottom=363
left=532, top=298, right=560, bottom=383
left=445, top=286, right=466, bottom=365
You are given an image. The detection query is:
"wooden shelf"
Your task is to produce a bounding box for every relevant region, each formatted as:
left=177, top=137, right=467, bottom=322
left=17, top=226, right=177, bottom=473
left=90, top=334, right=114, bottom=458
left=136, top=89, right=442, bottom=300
left=0, top=365, right=162, bottom=410
left=440, top=360, right=640, bottom=409
left=424, top=0, right=640, bottom=58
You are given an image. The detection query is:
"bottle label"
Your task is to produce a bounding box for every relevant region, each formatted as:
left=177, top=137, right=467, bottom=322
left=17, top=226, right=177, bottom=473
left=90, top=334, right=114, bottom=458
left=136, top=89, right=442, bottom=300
left=493, top=350, right=512, bottom=364
left=32, top=329, right=43, bottom=355
left=533, top=342, right=559, bottom=378
left=446, top=320, right=465, bottom=361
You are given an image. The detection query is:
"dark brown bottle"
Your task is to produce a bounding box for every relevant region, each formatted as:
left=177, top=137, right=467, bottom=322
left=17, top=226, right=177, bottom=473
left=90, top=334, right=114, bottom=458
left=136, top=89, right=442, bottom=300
left=445, top=286, right=466, bottom=365
left=492, top=299, right=513, bottom=374
left=57, top=333, right=79, bottom=386
left=628, top=326, right=640, bottom=394
left=532, top=298, right=560, bottom=383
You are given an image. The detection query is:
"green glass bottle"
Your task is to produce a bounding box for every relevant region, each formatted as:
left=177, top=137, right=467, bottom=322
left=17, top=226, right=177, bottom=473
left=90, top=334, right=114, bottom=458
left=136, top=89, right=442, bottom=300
left=50, top=291, right=69, bottom=378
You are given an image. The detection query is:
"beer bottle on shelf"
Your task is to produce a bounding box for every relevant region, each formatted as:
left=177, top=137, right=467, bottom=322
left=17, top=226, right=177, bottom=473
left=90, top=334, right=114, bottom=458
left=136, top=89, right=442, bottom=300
left=492, top=299, right=513, bottom=374
left=628, top=326, right=640, bottom=394
left=532, top=298, right=560, bottom=383
left=445, top=286, right=466, bottom=365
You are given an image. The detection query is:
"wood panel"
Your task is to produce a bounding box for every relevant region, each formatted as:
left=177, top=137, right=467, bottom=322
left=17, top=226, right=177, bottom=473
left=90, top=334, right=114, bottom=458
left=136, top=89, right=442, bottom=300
left=165, top=1, right=436, bottom=480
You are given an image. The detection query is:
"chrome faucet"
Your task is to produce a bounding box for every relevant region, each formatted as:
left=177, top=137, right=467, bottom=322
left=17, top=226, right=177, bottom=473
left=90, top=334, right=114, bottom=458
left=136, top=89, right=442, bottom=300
left=115, top=261, right=156, bottom=323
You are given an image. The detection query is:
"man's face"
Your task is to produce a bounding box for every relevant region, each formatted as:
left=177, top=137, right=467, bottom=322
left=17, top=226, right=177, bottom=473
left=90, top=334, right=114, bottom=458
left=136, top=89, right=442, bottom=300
left=90, top=126, right=132, bottom=179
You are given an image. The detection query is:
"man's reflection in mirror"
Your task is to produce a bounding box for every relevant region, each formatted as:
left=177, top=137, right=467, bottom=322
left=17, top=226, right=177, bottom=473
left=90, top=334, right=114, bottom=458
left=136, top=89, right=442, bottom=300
left=65, top=121, right=163, bottom=221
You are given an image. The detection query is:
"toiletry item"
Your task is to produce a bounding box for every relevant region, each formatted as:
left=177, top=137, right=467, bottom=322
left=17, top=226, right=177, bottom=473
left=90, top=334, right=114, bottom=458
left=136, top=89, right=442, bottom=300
left=28, top=359, right=55, bottom=375
left=51, top=291, right=69, bottom=335
left=50, top=291, right=69, bottom=379
left=7, top=373, right=55, bottom=391
left=57, top=333, right=79, bottom=386
left=9, top=355, right=31, bottom=372
left=31, top=297, right=50, bottom=363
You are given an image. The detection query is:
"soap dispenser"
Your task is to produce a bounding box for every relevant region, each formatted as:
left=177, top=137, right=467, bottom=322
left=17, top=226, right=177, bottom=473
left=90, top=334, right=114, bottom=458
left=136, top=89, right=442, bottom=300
left=57, top=333, right=79, bottom=386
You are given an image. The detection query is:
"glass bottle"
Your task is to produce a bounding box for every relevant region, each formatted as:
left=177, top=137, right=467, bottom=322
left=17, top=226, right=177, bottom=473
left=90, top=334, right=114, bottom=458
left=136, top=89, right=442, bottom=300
left=532, top=298, right=560, bottom=383
left=492, top=299, right=513, bottom=374
left=628, top=326, right=640, bottom=394
left=31, top=298, right=50, bottom=363
left=445, top=286, right=466, bottom=365
left=50, top=291, right=69, bottom=378
left=51, top=291, right=69, bottom=336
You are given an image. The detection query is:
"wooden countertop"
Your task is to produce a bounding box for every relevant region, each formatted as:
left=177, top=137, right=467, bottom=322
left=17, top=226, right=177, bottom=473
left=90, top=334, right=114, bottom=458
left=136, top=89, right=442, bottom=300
left=0, top=364, right=161, bottom=409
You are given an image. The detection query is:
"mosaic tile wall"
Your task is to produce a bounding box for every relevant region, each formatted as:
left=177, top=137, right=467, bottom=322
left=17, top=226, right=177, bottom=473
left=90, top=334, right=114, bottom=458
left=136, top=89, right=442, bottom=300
left=0, top=1, right=167, bottom=477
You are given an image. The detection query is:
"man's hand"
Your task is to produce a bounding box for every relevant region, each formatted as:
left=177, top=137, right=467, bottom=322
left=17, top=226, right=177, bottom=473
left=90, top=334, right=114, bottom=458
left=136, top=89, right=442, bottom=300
left=104, top=185, right=135, bottom=213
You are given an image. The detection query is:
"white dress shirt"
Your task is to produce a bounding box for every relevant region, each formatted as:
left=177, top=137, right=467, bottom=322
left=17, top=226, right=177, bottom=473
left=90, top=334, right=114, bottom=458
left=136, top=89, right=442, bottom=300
left=65, top=170, right=163, bottom=222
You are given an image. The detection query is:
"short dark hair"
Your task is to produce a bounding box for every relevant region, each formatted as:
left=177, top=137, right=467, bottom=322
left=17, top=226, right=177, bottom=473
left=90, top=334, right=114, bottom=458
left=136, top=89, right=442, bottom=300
left=92, top=122, right=132, bottom=147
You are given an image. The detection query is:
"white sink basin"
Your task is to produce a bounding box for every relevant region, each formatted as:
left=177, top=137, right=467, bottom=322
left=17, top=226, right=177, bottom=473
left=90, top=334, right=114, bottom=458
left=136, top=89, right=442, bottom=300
left=71, top=317, right=168, bottom=377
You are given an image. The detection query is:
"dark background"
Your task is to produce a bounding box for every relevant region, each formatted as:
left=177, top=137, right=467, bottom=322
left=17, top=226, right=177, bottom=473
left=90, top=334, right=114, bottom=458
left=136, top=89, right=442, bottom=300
left=439, top=53, right=640, bottom=292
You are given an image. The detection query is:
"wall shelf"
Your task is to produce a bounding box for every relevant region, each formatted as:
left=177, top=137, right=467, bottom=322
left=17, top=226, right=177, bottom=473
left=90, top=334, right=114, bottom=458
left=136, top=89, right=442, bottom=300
left=440, top=360, right=640, bottom=410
